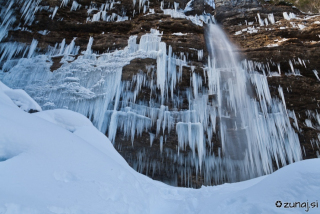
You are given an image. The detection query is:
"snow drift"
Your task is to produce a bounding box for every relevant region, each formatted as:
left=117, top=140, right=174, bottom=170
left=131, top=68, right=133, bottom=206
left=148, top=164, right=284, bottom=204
left=0, top=81, right=319, bottom=214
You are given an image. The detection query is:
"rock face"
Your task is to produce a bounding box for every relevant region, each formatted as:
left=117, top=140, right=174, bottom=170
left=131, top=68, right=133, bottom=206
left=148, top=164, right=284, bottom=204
left=0, top=0, right=319, bottom=188
left=215, top=0, right=258, bottom=7
left=215, top=1, right=320, bottom=161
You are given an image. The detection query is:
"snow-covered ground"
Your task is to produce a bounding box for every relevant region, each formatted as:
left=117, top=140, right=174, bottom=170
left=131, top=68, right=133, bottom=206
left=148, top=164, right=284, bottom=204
left=0, top=81, right=319, bottom=214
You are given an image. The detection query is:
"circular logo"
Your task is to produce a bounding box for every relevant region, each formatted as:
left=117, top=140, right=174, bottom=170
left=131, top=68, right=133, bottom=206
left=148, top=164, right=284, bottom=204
left=275, top=201, right=282, bottom=208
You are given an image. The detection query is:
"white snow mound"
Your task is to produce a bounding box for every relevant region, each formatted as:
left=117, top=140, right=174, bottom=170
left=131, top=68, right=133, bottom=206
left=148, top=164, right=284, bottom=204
left=0, top=81, right=41, bottom=112
left=0, top=80, right=320, bottom=214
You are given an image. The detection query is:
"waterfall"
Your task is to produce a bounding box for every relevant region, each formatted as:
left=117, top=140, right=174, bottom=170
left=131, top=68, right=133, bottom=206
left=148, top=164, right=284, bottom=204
left=204, top=22, right=302, bottom=180
left=0, top=20, right=302, bottom=186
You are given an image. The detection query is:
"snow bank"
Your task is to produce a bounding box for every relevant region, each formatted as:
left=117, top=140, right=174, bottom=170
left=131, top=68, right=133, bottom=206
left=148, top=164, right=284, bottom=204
left=0, top=81, right=320, bottom=214
left=0, top=81, right=41, bottom=112
left=35, top=109, right=92, bottom=132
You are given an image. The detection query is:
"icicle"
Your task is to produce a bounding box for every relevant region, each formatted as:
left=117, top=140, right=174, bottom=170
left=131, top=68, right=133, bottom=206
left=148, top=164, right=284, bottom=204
left=268, top=13, right=275, bottom=24
left=70, top=1, right=81, bottom=11
left=0, top=42, right=28, bottom=63
left=139, top=0, right=147, bottom=12
left=149, top=133, right=155, bottom=147
left=63, top=37, right=79, bottom=55
left=283, top=12, right=296, bottom=20
left=160, top=136, right=163, bottom=153
left=277, top=63, right=281, bottom=75
left=305, top=119, right=313, bottom=128
left=85, top=37, right=94, bottom=55
left=278, top=86, right=287, bottom=110
left=313, top=70, right=320, bottom=81
left=198, top=49, right=203, bottom=61
left=61, top=0, right=70, bottom=7
left=27, top=39, right=38, bottom=58
left=52, top=6, right=58, bottom=19
left=157, top=42, right=167, bottom=102
left=257, top=13, right=264, bottom=26
left=289, top=60, right=295, bottom=75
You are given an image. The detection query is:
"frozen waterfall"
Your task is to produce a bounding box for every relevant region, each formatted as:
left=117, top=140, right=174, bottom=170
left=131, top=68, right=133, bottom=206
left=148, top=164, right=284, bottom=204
left=0, top=21, right=302, bottom=186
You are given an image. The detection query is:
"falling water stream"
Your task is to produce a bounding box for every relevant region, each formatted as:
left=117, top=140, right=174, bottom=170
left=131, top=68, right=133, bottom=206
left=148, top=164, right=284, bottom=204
left=205, top=22, right=302, bottom=181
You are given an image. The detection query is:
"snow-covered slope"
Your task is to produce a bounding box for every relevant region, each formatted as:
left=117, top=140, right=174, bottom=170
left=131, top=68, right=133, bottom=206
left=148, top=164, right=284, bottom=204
left=0, top=81, right=319, bottom=214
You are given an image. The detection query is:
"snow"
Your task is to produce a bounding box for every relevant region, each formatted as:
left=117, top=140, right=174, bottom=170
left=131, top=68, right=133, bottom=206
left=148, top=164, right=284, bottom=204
left=172, top=32, right=187, bottom=36
left=234, top=30, right=242, bottom=35
left=35, top=109, right=92, bottom=132
left=0, top=81, right=320, bottom=213
left=266, top=37, right=290, bottom=47
left=298, top=24, right=306, bottom=30
left=0, top=81, right=41, bottom=112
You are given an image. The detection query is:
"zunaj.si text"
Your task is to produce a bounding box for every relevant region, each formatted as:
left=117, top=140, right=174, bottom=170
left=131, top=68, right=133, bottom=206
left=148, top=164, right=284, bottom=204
left=275, top=200, right=318, bottom=212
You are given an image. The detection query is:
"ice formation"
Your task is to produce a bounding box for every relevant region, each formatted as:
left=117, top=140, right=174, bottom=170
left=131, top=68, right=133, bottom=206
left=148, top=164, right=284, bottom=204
left=0, top=0, right=42, bottom=42
left=61, top=0, right=71, bottom=7
left=0, top=0, right=302, bottom=186
left=205, top=0, right=215, bottom=9
left=161, top=1, right=212, bottom=26
left=86, top=1, right=129, bottom=22
left=70, top=1, right=81, bottom=11
left=268, top=13, right=275, bottom=24
left=283, top=12, right=296, bottom=20
left=313, top=70, right=320, bottom=81
left=257, top=13, right=264, bottom=26
left=0, top=81, right=42, bottom=112
left=52, top=6, right=58, bottom=19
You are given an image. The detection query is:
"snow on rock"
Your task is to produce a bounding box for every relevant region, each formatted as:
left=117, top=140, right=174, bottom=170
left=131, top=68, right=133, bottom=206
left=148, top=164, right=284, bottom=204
left=172, top=32, right=187, bottom=36
left=0, top=81, right=41, bottom=112
left=161, top=3, right=212, bottom=27
left=0, top=82, right=147, bottom=213
left=35, top=109, right=92, bottom=132
left=298, top=24, right=306, bottom=30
